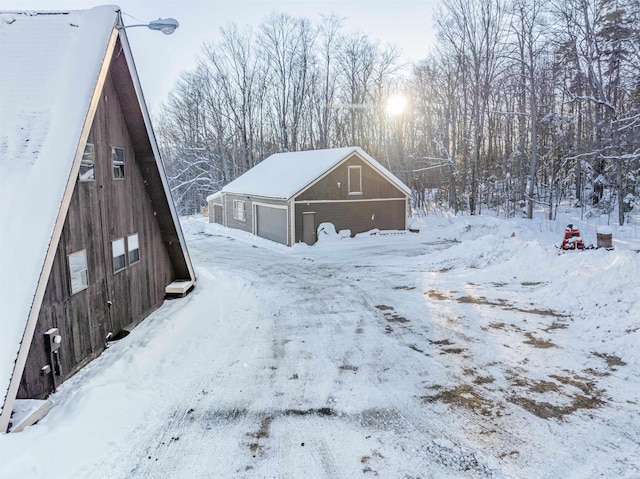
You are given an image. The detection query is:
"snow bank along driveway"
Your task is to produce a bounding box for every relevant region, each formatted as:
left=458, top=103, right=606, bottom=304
left=2, top=216, right=638, bottom=478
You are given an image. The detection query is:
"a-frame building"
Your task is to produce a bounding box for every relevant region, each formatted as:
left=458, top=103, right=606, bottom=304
left=0, top=6, right=196, bottom=432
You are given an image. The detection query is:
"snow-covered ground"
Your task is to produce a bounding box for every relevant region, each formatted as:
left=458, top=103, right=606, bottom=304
left=1, top=210, right=639, bottom=478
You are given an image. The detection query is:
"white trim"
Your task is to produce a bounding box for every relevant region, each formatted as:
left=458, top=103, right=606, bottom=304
left=294, top=197, right=407, bottom=205
left=79, top=143, right=96, bottom=182
left=252, top=201, right=288, bottom=210
left=223, top=193, right=228, bottom=226
left=111, top=146, right=125, bottom=179
left=112, top=237, right=126, bottom=273
left=405, top=197, right=409, bottom=230
left=232, top=199, right=246, bottom=222
left=348, top=165, right=363, bottom=195
left=68, top=249, right=89, bottom=294
left=0, top=26, right=120, bottom=433
left=127, top=233, right=140, bottom=265
left=289, top=199, right=295, bottom=246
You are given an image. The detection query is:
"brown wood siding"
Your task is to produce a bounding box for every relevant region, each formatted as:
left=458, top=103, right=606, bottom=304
left=294, top=199, right=406, bottom=243
left=17, top=67, right=175, bottom=400
left=296, top=154, right=407, bottom=202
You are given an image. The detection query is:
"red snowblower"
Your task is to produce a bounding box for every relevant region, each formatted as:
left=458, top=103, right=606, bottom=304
left=561, top=224, right=585, bottom=250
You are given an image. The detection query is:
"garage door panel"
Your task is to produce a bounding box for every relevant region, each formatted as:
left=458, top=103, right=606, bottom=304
left=256, top=205, right=288, bottom=245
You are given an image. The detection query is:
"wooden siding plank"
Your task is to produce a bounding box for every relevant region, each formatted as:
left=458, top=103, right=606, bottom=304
left=17, top=66, right=176, bottom=402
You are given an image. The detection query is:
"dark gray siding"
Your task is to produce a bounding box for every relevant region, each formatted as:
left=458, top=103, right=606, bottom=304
left=296, top=154, right=406, bottom=202
left=294, top=199, right=406, bottom=243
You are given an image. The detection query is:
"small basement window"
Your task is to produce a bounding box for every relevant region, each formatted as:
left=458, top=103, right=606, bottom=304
left=68, top=250, right=89, bottom=294
left=128, top=233, right=140, bottom=264
left=348, top=165, right=362, bottom=195
left=112, top=147, right=125, bottom=179
left=80, top=143, right=95, bottom=181
left=233, top=200, right=246, bottom=221
left=112, top=238, right=126, bottom=273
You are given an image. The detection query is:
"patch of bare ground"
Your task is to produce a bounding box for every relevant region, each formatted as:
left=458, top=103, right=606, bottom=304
left=592, top=351, right=627, bottom=369
left=523, top=332, right=556, bottom=348
left=543, top=321, right=569, bottom=332
left=361, top=450, right=384, bottom=475
left=375, top=304, right=409, bottom=323
left=442, top=347, right=466, bottom=355
left=463, top=368, right=496, bottom=385
left=422, top=384, right=502, bottom=417
left=427, top=338, right=466, bottom=355
left=473, top=376, right=496, bottom=385
left=392, top=285, right=416, bottom=290
left=426, top=289, right=567, bottom=318
left=250, top=416, right=273, bottom=439
left=425, top=290, right=453, bottom=300
left=246, top=416, right=273, bottom=457
left=486, top=322, right=507, bottom=330
left=339, top=364, right=358, bottom=372
left=506, top=372, right=605, bottom=419
left=429, top=339, right=453, bottom=346
left=483, top=322, right=519, bottom=335
left=508, top=394, right=604, bottom=420
left=375, top=304, right=393, bottom=311
left=386, top=314, right=409, bottom=323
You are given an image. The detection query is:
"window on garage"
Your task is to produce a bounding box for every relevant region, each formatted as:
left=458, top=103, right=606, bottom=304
left=233, top=200, right=246, bottom=221
left=348, top=165, right=362, bottom=195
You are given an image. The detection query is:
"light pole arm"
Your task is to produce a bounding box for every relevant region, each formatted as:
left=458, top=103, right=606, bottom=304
left=119, top=17, right=179, bottom=35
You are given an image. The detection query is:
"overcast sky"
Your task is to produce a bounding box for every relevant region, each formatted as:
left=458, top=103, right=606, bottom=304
left=2, top=1, right=437, bottom=111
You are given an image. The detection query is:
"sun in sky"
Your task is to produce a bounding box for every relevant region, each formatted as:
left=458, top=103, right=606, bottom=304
left=386, top=93, right=408, bottom=116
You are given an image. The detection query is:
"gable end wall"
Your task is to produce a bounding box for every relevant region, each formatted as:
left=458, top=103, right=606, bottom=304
left=17, top=67, right=176, bottom=401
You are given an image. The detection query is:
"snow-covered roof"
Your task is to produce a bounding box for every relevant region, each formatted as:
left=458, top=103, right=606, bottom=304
left=222, top=146, right=411, bottom=199
left=0, top=6, right=119, bottom=425
left=206, top=191, right=222, bottom=203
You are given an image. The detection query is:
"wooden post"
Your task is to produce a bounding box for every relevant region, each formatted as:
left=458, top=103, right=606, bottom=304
left=596, top=226, right=613, bottom=250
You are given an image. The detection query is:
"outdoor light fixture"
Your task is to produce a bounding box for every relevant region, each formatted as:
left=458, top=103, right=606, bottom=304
left=120, top=17, right=179, bottom=35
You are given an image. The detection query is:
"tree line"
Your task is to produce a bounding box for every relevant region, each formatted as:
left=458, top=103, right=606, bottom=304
left=157, top=0, right=640, bottom=225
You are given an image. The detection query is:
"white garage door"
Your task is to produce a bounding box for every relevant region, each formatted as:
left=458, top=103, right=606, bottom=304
left=255, top=205, right=288, bottom=245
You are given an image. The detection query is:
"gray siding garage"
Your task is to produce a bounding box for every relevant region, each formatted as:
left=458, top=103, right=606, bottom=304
left=207, top=147, right=410, bottom=246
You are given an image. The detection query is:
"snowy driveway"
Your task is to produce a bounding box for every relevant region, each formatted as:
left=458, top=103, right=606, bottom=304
left=93, top=219, right=640, bottom=478
left=2, top=216, right=638, bottom=478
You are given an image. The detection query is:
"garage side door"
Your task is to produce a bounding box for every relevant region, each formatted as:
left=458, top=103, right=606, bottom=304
left=213, top=204, right=223, bottom=224
left=255, top=205, right=288, bottom=245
